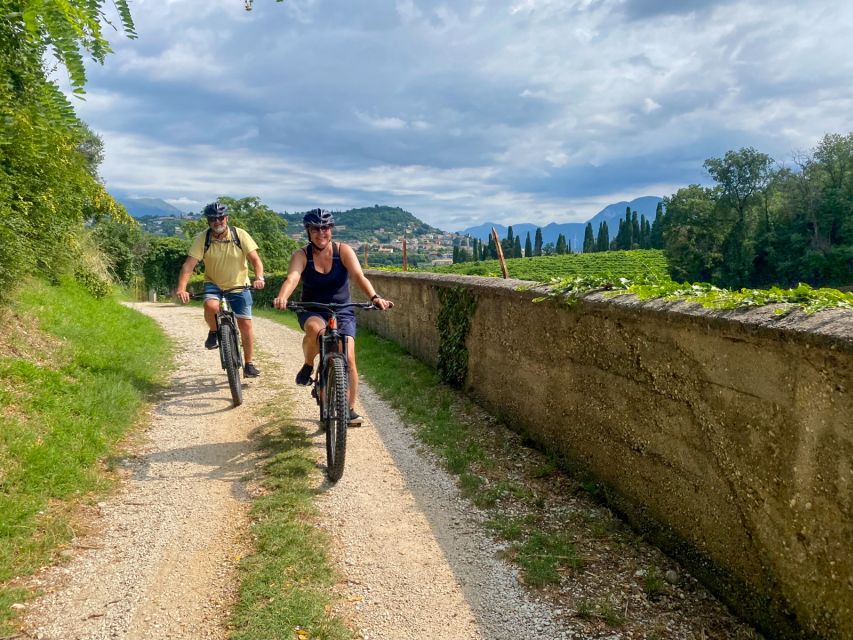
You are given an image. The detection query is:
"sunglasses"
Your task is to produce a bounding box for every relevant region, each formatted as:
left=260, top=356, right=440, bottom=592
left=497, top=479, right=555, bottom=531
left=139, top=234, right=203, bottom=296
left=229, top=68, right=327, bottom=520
left=309, top=225, right=333, bottom=232
left=208, top=215, right=227, bottom=222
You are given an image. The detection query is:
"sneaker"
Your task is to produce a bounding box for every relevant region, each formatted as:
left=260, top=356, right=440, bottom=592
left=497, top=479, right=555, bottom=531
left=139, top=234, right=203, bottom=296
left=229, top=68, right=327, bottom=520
left=244, top=362, right=260, bottom=378
left=295, top=364, right=313, bottom=386
left=348, top=409, right=363, bottom=425
left=204, top=331, right=218, bottom=350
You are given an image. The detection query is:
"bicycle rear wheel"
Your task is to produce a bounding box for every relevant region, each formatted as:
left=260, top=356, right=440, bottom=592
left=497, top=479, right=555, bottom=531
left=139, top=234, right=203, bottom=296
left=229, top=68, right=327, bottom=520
left=220, top=322, right=243, bottom=407
left=324, top=353, right=348, bottom=481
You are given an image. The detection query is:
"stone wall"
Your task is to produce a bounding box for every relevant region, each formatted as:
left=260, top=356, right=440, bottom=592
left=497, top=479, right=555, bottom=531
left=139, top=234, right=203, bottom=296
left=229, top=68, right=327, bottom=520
left=356, top=270, right=853, bottom=640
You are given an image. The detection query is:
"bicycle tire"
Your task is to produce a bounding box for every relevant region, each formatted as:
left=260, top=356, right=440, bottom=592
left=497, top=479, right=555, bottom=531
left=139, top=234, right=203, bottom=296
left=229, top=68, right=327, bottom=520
left=324, top=353, right=348, bottom=481
left=220, top=322, right=243, bottom=407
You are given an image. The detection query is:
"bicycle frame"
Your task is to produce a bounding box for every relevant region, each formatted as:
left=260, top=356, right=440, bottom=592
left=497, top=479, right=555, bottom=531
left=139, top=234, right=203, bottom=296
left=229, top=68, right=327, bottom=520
left=286, top=300, right=378, bottom=481
left=190, top=285, right=251, bottom=406
left=216, top=297, right=242, bottom=370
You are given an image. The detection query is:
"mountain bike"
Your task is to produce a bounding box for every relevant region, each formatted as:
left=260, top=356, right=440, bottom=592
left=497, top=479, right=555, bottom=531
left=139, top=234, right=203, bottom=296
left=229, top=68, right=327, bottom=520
left=286, top=301, right=377, bottom=482
left=191, top=286, right=250, bottom=407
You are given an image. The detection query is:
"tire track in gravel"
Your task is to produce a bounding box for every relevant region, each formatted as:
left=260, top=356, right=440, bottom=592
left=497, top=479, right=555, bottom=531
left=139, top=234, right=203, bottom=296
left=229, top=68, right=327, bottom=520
left=21, top=302, right=573, bottom=640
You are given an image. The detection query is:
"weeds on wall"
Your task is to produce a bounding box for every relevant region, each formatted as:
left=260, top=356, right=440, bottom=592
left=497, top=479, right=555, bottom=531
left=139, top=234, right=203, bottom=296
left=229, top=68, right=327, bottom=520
left=532, top=275, right=853, bottom=314
left=435, top=286, right=477, bottom=388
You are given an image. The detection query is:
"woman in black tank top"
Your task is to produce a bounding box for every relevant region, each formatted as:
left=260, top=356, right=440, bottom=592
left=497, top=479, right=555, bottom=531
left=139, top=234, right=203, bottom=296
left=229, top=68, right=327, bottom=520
left=273, top=209, right=394, bottom=425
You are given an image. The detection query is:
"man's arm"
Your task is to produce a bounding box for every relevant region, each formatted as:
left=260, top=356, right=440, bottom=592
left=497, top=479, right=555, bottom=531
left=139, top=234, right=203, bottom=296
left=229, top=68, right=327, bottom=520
left=339, top=244, right=392, bottom=310
left=176, top=256, right=199, bottom=304
left=247, top=250, right=265, bottom=289
left=273, top=249, right=307, bottom=309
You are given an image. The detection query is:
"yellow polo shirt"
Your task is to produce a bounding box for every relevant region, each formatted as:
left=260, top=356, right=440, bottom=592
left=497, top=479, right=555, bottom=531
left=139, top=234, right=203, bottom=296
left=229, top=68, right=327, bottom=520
left=188, top=227, right=259, bottom=290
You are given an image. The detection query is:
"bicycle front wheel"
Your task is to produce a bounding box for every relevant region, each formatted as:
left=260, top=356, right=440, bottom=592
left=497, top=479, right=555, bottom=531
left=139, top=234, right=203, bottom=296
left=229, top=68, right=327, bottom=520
left=220, top=322, right=243, bottom=407
left=324, top=353, right=348, bottom=482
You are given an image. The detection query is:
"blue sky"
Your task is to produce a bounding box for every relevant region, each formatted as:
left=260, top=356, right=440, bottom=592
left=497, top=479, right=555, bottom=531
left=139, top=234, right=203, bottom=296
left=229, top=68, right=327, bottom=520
left=69, top=0, right=853, bottom=231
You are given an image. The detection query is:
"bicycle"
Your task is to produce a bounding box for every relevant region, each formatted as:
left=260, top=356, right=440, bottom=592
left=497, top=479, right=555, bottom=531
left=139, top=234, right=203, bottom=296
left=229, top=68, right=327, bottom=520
left=286, top=301, right=377, bottom=482
left=190, top=286, right=251, bottom=407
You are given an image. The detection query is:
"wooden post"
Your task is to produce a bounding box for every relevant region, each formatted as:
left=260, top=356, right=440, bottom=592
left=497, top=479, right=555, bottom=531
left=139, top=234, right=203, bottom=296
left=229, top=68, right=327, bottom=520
left=402, top=237, right=408, bottom=272
left=491, top=227, right=509, bottom=279
left=363, top=244, right=369, bottom=268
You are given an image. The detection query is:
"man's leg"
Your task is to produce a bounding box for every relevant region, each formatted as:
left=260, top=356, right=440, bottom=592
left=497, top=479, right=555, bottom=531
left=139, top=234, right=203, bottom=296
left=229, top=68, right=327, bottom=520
left=203, top=299, right=220, bottom=331
left=236, top=317, right=254, bottom=362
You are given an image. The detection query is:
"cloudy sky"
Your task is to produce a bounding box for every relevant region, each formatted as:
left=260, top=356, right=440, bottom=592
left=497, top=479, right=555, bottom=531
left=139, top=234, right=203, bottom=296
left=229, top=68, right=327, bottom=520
left=69, top=0, right=853, bottom=231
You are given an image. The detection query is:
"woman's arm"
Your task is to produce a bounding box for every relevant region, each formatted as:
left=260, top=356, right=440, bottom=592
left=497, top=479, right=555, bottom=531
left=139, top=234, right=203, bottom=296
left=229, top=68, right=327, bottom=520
left=273, top=249, right=307, bottom=309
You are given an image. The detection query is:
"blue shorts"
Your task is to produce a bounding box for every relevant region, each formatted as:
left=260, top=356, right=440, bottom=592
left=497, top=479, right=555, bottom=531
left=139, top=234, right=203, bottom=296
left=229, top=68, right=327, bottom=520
left=203, top=283, right=253, bottom=319
left=298, top=311, right=356, bottom=337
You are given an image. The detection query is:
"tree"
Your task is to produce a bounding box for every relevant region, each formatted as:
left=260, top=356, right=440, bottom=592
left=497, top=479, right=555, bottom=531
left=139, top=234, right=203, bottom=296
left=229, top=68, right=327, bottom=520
left=513, top=235, right=522, bottom=258
left=650, top=202, right=665, bottom=249
left=704, top=147, right=774, bottom=224
left=524, top=232, right=533, bottom=258
left=582, top=223, right=595, bottom=253
left=534, top=228, right=543, bottom=256
left=0, top=2, right=135, bottom=298
left=661, top=185, right=724, bottom=283
left=142, top=237, right=190, bottom=296
left=596, top=221, right=609, bottom=252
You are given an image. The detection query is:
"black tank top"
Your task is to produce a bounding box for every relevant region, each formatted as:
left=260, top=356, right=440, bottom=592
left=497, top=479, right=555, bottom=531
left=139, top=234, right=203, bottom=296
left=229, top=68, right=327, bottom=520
left=300, top=242, right=351, bottom=305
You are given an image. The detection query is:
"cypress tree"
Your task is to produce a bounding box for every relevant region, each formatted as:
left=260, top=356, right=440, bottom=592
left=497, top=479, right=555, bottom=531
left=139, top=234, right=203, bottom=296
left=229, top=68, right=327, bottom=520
left=631, top=211, right=640, bottom=249
left=487, top=234, right=496, bottom=259
left=513, top=236, right=522, bottom=258
left=650, top=202, right=664, bottom=248
left=624, top=208, right=633, bottom=249
left=583, top=223, right=595, bottom=253
left=596, top=220, right=609, bottom=252
left=524, top=232, right=533, bottom=257
left=452, top=245, right=459, bottom=263
left=534, top=228, right=543, bottom=256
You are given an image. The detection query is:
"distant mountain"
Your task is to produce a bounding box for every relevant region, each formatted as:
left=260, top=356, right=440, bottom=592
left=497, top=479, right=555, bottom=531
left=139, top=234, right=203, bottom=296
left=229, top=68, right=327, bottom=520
left=117, top=196, right=184, bottom=218
left=460, top=196, right=663, bottom=250
left=282, top=205, right=444, bottom=242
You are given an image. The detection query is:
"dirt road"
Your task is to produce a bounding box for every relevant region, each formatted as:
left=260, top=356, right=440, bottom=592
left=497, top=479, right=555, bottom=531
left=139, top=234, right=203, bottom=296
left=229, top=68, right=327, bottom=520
left=21, top=302, right=571, bottom=639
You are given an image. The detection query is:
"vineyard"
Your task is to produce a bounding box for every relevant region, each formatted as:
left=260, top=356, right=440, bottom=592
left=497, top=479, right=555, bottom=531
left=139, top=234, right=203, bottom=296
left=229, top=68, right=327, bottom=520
left=415, top=249, right=853, bottom=313
left=426, top=250, right=671, bottom=283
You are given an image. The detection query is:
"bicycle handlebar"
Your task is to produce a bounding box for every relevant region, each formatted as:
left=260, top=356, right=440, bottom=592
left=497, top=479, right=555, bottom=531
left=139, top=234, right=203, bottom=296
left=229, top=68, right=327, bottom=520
left=286, top=301, right=379, bottom=312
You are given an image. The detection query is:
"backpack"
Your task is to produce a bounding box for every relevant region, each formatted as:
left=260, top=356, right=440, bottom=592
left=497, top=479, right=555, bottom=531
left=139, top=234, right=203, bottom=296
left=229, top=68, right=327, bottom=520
left=204, top=225, right=243, bottom=255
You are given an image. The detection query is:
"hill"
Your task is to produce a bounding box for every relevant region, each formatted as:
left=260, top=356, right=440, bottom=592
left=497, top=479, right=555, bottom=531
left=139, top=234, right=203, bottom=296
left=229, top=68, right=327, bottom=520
left=282, top=205, right=444, bottom=242
left=459, top=196, right=663, bottom=250
left=117, top=197, right=184, bottom=218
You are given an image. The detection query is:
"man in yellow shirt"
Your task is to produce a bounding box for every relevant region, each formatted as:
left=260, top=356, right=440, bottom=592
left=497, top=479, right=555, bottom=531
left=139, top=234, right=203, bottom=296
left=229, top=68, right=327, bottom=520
left=176, top=202, right=266, bottom=377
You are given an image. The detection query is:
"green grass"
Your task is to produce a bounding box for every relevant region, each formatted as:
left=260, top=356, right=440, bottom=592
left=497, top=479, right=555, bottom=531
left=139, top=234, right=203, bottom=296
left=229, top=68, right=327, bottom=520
left=642, top=565, right=667, bottom=599
left=0, top=279, right=171, bottom=634
left=229, top=402, right=352, bottom=640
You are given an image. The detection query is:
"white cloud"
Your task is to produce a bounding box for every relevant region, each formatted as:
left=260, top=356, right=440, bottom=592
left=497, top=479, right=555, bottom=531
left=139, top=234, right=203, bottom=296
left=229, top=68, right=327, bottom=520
left=355, top=111, right=409, bottom=130
left=71, top=0, right=853, bottom=230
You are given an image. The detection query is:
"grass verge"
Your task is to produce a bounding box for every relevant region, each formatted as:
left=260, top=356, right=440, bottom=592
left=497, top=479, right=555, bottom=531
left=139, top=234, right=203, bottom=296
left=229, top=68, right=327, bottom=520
left=0, top=279, right=171, bottom=634
left=230, top=400, right=352, bottom=640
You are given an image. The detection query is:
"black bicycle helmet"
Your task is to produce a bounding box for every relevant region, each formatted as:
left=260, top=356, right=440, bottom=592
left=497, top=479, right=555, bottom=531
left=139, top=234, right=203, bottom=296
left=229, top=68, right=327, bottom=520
left=302, top=208, right=335, bottom=227
left=203, top=201, right=228, bottom=218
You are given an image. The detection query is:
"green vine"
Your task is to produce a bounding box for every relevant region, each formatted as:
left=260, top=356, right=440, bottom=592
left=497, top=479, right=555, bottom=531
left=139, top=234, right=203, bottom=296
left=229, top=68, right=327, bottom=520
left=532, top=275, right=853, bottom=315
left=436, top=287, right=478, bottom=387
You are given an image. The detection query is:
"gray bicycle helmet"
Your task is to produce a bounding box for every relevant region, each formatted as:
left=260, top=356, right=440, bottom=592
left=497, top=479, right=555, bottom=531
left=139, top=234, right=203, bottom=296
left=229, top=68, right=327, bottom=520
left=203, top=201, right=228, bottom=218
left=302, top=208, right=335, bottom=227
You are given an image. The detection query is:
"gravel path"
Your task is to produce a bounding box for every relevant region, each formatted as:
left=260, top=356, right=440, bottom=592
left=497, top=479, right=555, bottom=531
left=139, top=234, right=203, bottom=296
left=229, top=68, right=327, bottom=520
left=19, top=302, right=574, bottom=639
